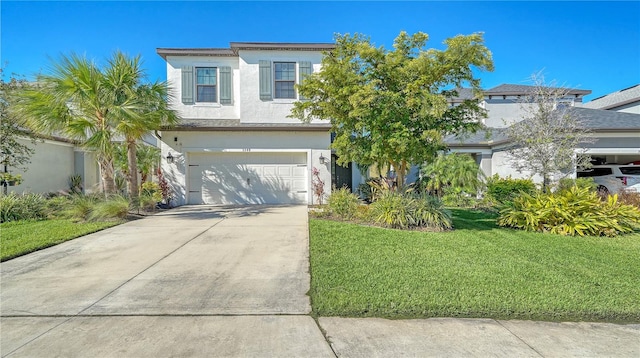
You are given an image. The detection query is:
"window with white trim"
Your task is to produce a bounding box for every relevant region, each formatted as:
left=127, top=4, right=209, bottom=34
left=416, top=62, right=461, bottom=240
left=196, top=67, right=217, bottom=102
left=274, top=62, right=296, bottom=99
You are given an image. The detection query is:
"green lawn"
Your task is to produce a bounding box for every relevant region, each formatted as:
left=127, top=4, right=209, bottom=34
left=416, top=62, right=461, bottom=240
left=309, top=209, right=640, bottom=322
left=1, top=219, right=121, bottom=261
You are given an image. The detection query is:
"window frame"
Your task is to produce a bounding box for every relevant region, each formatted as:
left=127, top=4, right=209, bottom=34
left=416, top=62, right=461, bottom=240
left=195, top=67, right=218, bottom=103
left=273, top=62, right=297, bottom=99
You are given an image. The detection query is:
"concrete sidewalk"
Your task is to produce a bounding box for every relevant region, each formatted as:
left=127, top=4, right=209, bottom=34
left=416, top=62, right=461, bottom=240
left=2, top=205, right=639, bottom=357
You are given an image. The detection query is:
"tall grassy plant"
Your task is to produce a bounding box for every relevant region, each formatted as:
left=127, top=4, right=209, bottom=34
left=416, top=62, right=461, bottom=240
left=370, top=192, right=451, bottom=230
left=0, top=193, right=47, bottom=222
left=327, top=187, right=361, bottom=219
left=89, top=195, right=130, bottom=221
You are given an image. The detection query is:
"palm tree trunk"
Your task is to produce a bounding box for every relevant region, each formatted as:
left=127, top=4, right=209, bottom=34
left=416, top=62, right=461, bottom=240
left=126, top=138, right=139, bottom=198
left=99, top=156, right=116, bottom=195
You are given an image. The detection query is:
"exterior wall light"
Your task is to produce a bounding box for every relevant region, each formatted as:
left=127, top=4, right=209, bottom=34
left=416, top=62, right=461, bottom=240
left=166, top=152, right=175, bottom=164
left=319, top=153, right=328, bottom=165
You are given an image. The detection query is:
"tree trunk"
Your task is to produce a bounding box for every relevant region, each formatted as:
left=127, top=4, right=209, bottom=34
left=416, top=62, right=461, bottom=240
left=126, top=138, right=139, bottom=198
left=99, top=156, right=116, bottom=195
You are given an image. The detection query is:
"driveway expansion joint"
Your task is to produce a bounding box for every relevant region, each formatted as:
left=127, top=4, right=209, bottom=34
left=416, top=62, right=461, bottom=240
left=496, top=319, right=545, bottom=357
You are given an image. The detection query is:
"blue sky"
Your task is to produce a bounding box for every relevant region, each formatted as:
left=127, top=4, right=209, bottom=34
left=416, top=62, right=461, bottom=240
left=2, top=1, right=639, bottom=101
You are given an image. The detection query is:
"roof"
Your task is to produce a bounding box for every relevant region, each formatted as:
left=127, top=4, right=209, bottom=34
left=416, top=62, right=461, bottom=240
left=572, top=107, right=640, bottom=131
left=157, top=42, right=335, bottom=59
left=447, top=88, right=477, bottom=102
left=445, top=129, right=509, bottom=147
left=163, top=119, right=331, bottom=131
left=583, top=84, right=640, bottom=110
left=485, top=84, right=591, bottom=97
left=446, top=107, right=640, bottom=147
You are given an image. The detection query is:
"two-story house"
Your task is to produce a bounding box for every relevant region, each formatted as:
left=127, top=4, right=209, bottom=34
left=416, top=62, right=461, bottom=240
left=447, top=84, right=640, bottom=182
left=157, top=42, right=347, bottom=206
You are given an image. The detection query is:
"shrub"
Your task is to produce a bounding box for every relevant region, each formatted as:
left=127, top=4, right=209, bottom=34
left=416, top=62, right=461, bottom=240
left=89, top=195, right=130, bottom=221
left=486, top=175, right=537, bottom=204
left=370, top=192, right=451, bottom=230
left=555, top=177, right=597, bottom=193
left=419, top=153, right=485, bottom=199
left=141, top=182, right=162, bottom=202
left=327, top=187, right=361, bottom=219
left=139, top=194, right=158, bottom=212
left=498, top=186, right=640, bottom=237
left=442, top=187, right=479, bottom=208
left=45, top=195, right=72, bottom=219
left=65, top=195, right=99, bottom=221
left=0, top=193, right=47, bottom=222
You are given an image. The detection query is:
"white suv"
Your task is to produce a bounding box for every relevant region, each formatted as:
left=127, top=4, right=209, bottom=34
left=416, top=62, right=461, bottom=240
left=577, top=164, right=640, bottom=194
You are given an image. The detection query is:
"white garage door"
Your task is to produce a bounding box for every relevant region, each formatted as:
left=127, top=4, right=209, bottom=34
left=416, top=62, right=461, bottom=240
left=188, top=152, right=308, bottom=205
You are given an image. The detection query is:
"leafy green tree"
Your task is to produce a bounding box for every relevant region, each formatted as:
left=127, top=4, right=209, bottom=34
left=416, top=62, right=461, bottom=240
left=291, top=31, right=493, bottom=186
left=0, top=71, right=35, bottom=194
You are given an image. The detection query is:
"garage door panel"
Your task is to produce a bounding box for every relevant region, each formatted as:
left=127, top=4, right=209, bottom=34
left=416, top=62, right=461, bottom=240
left=189, top=152, right=308, bottom=205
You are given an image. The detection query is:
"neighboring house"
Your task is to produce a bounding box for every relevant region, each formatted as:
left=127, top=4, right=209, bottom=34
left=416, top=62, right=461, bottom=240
left=447, top=84, right=640, bottom=182
left=156, top=42, right=361, bottom=206
left=5, top=135, right=100, bottom=195
left=582, top=84, right=640, bottom=114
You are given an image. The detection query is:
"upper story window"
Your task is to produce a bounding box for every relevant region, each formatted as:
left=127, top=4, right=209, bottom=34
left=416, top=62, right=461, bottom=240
left=181, top=66, right=232, bottom=105
left=259, top=60, right=312, bottom=101
left=274, top=62, right=296, bottom=99
left=196, top=67, right=217, bottom=102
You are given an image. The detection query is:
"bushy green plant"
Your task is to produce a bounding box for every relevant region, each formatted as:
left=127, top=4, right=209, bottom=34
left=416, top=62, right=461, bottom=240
left=555, top=177, right=597, bottom=193
left=139, top=194, right=158, bottom=212
left=486, top=175, right=537, bottom=204
left=442, top=187, right=479, bottom=208
left=65, top=195, right=99, bottom=221
left=89, top=195, right=130, bottom=221
left=327, top=187, right=361, bottom=219
left=141, top=181, right=162, bottom=202
left=45, top=196, right=72, bottom=219
left=419, top=153, right=485, bottom=200
left=498, top=186, right=640, bottom=237
left=370, top=192, right=451, bottom=230
left=0, top=193, right=47, bottom=222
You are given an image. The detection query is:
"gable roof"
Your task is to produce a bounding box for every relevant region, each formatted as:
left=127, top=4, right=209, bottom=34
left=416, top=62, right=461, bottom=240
left=582, top=84, right=640, bottom=110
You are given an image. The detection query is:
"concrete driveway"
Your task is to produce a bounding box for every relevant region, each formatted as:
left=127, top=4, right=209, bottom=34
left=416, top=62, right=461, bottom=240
left=1, top=205, right=333, bottom=357
left=2, top=205, right=639, bottom=357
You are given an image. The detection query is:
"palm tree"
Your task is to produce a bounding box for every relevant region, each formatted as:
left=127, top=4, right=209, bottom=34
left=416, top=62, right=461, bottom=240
left=105, top=51, right=178, bottom=198
left=136, top=144, right=160, bottom=184
left=16, top=51, right=179, bottom=197
left=420, top=153, right=485, bottom=197
left=16, top=54, right=118, bottom=194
